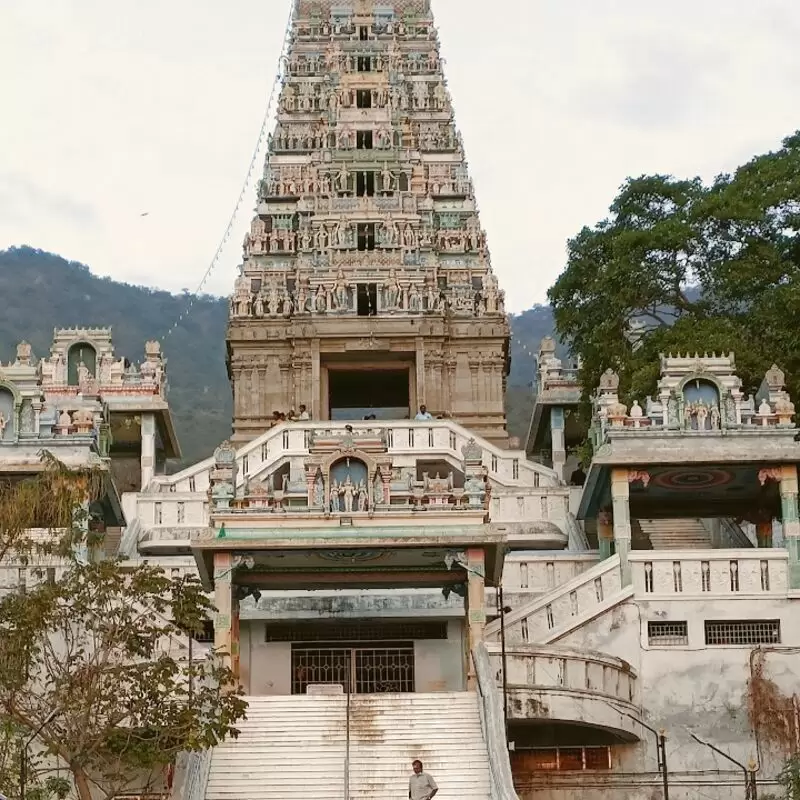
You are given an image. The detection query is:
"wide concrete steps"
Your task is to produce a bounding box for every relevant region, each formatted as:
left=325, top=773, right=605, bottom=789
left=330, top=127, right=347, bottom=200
left=204, top=693, right=491, bottom=800
left=639, top=518, right=711, bottom=550
left=349, top=693, right=491, bottom=800
left=206, top=696, right=346, bottom=800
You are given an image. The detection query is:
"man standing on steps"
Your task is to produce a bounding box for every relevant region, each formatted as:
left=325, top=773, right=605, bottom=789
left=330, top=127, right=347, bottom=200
left=409, top=759, right=438, bottom=800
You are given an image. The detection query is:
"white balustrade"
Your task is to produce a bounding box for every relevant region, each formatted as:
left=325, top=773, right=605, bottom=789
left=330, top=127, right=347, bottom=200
left=486, top=556, right=627, bottom=644
left=630, top=549, right=789, bottom=598
left=502, top=553, right=600, bottom=592
left=151, top=420, right=558, bottom=496
left=487, top=643, right=637, bottom=707
left=490, top=491, right=570, bottom=525
left=136, top=496, right=209, bottom=528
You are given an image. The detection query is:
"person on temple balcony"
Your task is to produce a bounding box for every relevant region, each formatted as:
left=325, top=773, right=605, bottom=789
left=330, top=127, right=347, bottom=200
left=298, top=404, right=310, bottom=420
left=570, top=466, right=587, bottom=486
left=287, top=409, right=296, bottom=421
left=414, top=404, right=433, bottom=421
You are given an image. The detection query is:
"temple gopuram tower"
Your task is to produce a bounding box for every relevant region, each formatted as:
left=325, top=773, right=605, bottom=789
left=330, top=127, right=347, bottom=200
left=227, top=0, right=510, bottom=446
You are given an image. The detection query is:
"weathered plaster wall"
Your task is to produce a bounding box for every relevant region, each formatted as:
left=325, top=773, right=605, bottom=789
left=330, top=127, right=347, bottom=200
left=550, top=595, right=799, bottom=796
left=414, top=620, right=464, bottom=692
left=240, top=619, right=464, bottom=696
left=241, top=623, right=291, bottom=695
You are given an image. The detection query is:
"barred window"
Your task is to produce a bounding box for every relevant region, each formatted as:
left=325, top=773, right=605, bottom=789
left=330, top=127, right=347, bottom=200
left=648, top=621, right=688, bottom=646
left=705, top=620, right=781, bottom=646
left=512, top=747, right=611, bottom=772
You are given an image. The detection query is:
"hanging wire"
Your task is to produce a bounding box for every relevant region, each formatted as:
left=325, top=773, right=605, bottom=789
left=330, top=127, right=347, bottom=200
left=432, top=10, right=494, bottom=270
left=163, top=0, right=295, bottom=339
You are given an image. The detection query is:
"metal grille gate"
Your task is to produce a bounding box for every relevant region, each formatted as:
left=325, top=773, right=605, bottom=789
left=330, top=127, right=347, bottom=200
left=291, top=642, right=415, bottom=694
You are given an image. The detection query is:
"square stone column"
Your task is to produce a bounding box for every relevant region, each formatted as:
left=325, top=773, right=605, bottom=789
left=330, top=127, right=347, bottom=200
left=780, top=465, right=800, bottom=588
left=597, top=510, right=614, bottom=560
left=611, top=468, right=632, bottom=586
left=550, top=408, right=566, bottom=482
left=140, top=412, right=156, bottom=490
left=415, top=336, right=426, bottom=408
left=213, top=552, right=240, bottom=679
left=465, top=547, right=486, bottom=690
left=311, top=339, right=321, bottom=419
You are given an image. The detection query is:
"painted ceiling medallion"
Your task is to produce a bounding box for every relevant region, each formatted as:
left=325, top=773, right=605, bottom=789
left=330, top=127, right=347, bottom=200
left=652, top=468, right=734, bottom=491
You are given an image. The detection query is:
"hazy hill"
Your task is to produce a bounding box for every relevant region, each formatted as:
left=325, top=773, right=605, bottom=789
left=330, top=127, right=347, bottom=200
left=0, top=246, right=557, bottom=464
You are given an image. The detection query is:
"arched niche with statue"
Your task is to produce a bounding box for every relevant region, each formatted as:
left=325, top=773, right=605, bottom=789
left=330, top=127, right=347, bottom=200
left=0, top=381, right=21, bottom=442
left=679, top=376, right=722, bottom=431
left=328, top=456, right=370, bottom=513
left=308, top=448, right=387, bottom=513
left=67, top=341, right=97, bottom=387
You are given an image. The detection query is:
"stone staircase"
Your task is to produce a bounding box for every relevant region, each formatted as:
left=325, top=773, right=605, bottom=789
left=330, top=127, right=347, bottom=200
left=203, top=693, right=491, bottom=800
left=206, top=695, right=346, bottom=800
left=639, top=518, right=712, bottom=550
left=349, top=692, right=491, bottom=800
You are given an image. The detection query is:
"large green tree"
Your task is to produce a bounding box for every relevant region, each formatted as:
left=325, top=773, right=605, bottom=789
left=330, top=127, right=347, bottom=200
left=548, top=131, right=800, bottom=406
left=0, top=461, right=246, bottom=800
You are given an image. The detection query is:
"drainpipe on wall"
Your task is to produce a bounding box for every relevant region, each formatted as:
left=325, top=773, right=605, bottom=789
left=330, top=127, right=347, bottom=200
left=497, top=584, right=511, bottom=747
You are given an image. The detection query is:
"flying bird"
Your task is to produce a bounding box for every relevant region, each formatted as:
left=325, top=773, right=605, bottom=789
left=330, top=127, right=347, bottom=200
left=140, top=212, right=150, bottom=217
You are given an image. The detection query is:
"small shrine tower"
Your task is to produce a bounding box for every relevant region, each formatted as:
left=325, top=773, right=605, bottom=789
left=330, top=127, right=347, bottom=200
left=226, top=0, right=510, bottom=446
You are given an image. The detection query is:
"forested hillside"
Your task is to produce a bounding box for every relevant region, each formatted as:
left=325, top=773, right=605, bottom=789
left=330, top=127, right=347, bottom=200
left=0, top=247, right=231, bottom=465
left=0, top=246, right=556, bottom=464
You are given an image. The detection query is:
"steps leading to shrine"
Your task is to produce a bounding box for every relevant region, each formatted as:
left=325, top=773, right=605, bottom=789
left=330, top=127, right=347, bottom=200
left=639, top=518, right=712, bottom=550
left=203, top=693, right=491, bottom=800
left=349, top=693, right=491, bottom=800
left=205, top=695, right=346, bottom=800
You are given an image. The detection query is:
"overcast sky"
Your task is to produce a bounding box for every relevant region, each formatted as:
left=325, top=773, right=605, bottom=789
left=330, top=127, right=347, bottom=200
left=1, top=0, right=799, bottom=313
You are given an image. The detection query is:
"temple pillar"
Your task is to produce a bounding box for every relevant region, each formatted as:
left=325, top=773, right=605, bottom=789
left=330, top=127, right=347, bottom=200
left=213, top=552, right=239, bottom=679
left=415, top=336, right=426, bottom=407
left=780, top=465, right=800, bottom=588
left=140, top=412, right=156, bottom=490
left=311, top=339, right=321, bottom=419
left=598, top=510, right=614, bottom=560
left=611, top=468, right=632, bottom=586
left=465, top=547, right=486, bottom=690
left=550, top=407, right=566, bottom=482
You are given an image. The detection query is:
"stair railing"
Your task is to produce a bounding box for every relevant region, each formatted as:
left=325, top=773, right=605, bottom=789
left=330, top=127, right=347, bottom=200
left=472, top=643, right=520, bottom=800
left=716, top=517, right=756, bottom=548
left=176, top=748, right=211, bottom=800
left=565, top=512, right=590, bottom=551
left=344, top=655, right=351, bottom=800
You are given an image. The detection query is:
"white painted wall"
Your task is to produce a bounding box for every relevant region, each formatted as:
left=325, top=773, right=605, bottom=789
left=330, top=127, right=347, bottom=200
left=242, top=622, right=292, bottom=695
left=414, top=620, right=465, bottom=692
left=551, top=594, right=799, bottom=795
left=240, top=619, right=465, bottom=696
